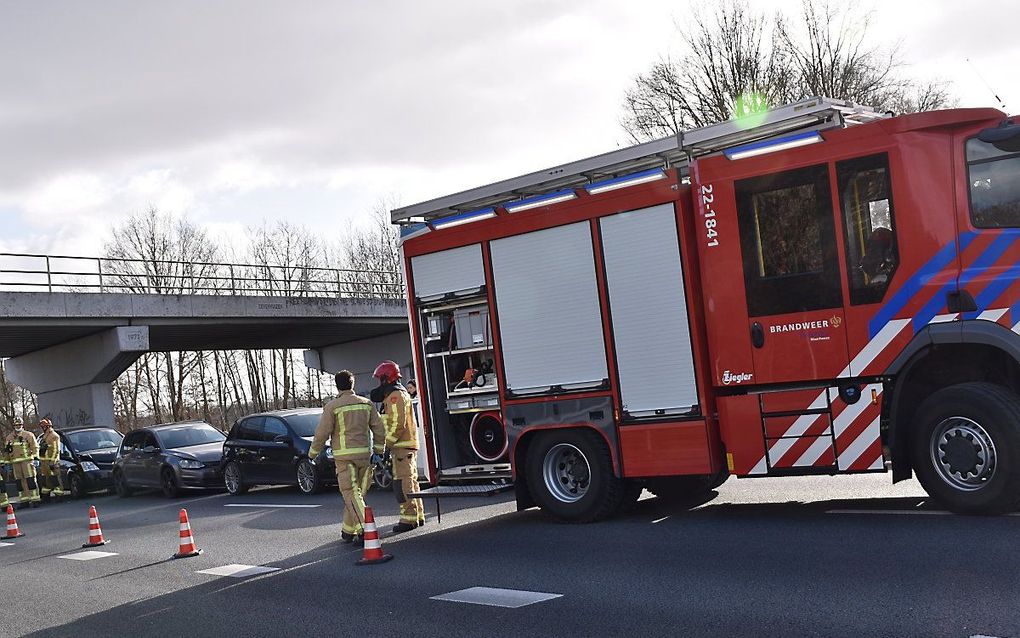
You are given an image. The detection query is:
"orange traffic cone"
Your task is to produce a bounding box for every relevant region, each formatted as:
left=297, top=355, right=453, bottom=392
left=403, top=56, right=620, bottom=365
left=82, top=505, right=110, bottom=548
left=5, top=504, right=24, bottom=539
left=171, top=508, right=202, bottom=559
left=355, top=507, right=393, bottom=566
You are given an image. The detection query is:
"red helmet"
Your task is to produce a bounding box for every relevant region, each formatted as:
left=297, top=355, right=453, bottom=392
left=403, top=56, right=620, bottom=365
left=373, top=360, right=401, bottom=384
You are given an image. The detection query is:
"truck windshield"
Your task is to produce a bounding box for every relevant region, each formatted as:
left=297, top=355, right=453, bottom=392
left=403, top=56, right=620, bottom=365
left=967, top=137, right=1020, bottom=227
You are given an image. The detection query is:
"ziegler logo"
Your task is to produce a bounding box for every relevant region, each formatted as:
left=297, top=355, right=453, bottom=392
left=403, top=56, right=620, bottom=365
left=722, top=370, right=753, bottom=385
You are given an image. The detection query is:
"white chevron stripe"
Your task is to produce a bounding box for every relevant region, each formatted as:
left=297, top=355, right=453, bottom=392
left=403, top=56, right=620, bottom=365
left=977, top=308, right=1008, bottom=322
left=837, top=416, right=881, bottom=470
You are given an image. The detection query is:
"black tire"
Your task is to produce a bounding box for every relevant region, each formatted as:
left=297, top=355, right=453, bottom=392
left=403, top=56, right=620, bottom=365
left=223, top=461, right=249, bottom=495
left=910, top=382, right=1020, bottom=515
left=525, top=429, right=623, bottom=523
left=113, top=470, right=133, bottom=498
left=296, top=459, right=322, bottom=495
left=160, top=467, right=180, bottom=498
left=69, top=472, right=85, bottom=499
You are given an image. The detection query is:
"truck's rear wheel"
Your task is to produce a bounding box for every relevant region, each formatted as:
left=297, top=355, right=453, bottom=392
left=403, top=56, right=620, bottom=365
left=526, top=429, right=622, bottom=523
left=910, top=382, right=1020, bottom=514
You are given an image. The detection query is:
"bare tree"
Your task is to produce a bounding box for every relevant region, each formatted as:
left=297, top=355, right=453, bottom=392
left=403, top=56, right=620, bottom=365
left=340, top=198, right=404, bottom=298
left=622, top=0, right=954, bottom=141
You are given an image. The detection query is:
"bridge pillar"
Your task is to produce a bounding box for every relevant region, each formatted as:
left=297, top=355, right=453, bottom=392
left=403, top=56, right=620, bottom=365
left=5, top=326, right=149, bottom=427
left=304, top=331, right=413, bottom=391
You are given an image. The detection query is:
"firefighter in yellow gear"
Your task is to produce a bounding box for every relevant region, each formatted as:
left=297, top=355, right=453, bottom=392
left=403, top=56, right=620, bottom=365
left=309, top=370, right=386, bottom=543
left=0, top=426, right=10, bottom=511
left=5, top=417, right=41, bottom=508
left=372, top=360, right=424, bottom=533
left=38, top=418, right=65, bottom=498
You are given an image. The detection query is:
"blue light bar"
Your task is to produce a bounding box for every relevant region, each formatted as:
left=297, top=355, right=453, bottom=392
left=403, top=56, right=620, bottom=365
left=398, top=222, right=431, bottom=244
left=431, top=207, right=496, bottom=230
left=724, top=130, right=823, bottom=160
left=585, top=168, right=666, bottom=195
left=504, top=189, right=577, bottom=214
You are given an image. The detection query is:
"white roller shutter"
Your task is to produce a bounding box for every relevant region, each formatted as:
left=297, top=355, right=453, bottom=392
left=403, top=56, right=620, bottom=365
left=491, top=222, right=608, bottom=393
left=411, top=244, right=484, bottom=299
left=601, top=204, right=698, bottom=416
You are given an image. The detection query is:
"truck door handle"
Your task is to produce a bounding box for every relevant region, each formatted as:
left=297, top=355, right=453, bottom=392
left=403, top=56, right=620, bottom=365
left=751, top=322, right=765, bottom=349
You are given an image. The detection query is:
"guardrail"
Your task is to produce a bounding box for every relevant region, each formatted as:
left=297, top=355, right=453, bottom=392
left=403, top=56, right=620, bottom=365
left=0, top=252, right=404, bottom=298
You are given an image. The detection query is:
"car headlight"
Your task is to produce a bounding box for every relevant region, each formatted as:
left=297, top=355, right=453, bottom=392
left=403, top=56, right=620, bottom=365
left=80, top=461, right=100, bottom=472
left=178, top=459, right=205, bottom=469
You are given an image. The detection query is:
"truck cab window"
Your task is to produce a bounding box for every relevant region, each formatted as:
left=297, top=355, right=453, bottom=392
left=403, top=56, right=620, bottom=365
left=735, top=164, right=842, bottom=316
left=837, top=154, right=898, bottom=305
left=967, top=138, right=1020, bottom=228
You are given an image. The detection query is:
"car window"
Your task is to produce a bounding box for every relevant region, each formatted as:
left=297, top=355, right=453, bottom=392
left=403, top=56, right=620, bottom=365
left=67, top=428, right=123, bottom=453
left=262, top=418, right=289, bottom=442
left=156, top=423, right=226, bottom=449
left=285, top=412, right=322, bottom=437
left=121, top=431, right=144, bottom=452
left=143, top=433, right=159, bottom=449
left=235, top=417, right=264, bottom=441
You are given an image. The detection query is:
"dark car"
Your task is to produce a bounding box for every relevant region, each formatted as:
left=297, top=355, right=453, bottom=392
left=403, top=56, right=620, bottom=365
left=113, top=421, right=226, bottom=498
left=222, top=408, right=341, bottom=495
left=37, top=426, right=124, bottom=499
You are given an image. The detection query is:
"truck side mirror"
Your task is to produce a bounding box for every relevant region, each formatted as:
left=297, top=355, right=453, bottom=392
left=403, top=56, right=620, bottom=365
left=978, top=120, right=1020, bottom=153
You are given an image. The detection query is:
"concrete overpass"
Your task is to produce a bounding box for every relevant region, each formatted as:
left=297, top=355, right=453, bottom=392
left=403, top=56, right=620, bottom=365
left=0, top=253, right=412, bottom=427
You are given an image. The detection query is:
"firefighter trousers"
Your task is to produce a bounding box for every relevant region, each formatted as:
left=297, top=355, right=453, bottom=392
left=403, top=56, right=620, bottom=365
left=11, top=461, right=40, bottom=503
left=335, top=459, right=373, bottom=536
left=39, top=461, right=64, bottom=495
left=392, top=449, right=423, bottom=525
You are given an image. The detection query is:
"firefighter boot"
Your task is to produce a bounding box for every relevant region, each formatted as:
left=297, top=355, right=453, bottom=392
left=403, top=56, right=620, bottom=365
left=392, top=450, right=423, bottom=533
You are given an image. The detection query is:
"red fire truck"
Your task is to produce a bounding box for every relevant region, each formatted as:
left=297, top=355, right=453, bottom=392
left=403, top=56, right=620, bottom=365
left=391, top=97, right=1020, bottom=522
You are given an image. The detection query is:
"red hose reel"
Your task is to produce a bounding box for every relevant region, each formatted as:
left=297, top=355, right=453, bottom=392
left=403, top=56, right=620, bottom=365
left=469, top=411, right=508, bottom=462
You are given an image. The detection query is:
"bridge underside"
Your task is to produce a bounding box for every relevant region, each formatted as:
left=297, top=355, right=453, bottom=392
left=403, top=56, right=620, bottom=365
left=0, top=291, right=411, bottom=427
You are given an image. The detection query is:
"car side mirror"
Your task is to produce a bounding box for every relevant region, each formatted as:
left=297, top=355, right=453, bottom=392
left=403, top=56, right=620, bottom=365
left=272, top=434, right=291, bottom=445
left=141, top=445, right=158, bottom=454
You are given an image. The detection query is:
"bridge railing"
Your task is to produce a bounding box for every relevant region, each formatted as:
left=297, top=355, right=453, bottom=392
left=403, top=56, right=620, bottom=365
left=0, top=252, right=405, bottom=299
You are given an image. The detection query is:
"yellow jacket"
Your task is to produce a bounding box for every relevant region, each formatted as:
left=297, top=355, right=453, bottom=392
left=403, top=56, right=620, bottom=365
left=40, top=429, right=61, bottom=462
left=310, top=390, right=386, bottom=462
left=383, top=389, right=418, bottom=450
left=5, top=430, right=39, bottom=463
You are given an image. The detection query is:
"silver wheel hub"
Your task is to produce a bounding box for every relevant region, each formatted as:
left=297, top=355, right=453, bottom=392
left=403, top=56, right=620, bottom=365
left=930, top=416, right=997, bottom=491
left=298, top=462, right=315, bottom=492
left=542, top=443, right=591, bottom=503
left=225, top=464, right=240, bottom=492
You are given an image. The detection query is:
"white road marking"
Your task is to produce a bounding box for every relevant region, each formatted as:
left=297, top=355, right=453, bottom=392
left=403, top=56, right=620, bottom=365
left=224, top=504, right=321, bottom=509
left=59, top=550, right=119, bottom=561
left=827, top=509, right=1020, bottom=517
left=431, top=587, right=563, bottom=608
left=651, top=516, right=670, bottom=524
left=0, top=541, right=13, bottom=547
left=196, top=564, right=281, bottom=578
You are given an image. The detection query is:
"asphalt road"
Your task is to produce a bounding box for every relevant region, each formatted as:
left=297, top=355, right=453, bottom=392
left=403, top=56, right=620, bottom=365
left=1, top=474, right=1018, bottom=638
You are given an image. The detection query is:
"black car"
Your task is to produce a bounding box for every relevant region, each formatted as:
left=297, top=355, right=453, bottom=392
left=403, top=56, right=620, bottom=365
left=40, top=426, right=124, bottom=499
left=222, top=408, right=340, bottom=495
left=113, top=421, right=226, bottom=498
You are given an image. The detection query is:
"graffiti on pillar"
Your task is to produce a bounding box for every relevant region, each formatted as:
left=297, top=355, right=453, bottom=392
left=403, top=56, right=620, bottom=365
left=53, top=408, right=91, bottom=429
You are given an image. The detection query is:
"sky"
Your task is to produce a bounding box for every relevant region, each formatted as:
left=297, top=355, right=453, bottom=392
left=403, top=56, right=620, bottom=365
left=1, top=0, right=1018, bottom=259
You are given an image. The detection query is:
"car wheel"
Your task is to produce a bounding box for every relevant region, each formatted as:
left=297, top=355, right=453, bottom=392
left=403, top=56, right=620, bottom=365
left=296, top=459, right=322, bottom=495
left=223, top=461, right=249, bottom=495
left=161, top=467, right=180, bottom=498
left=113, top=470, right=132, bottom=498
left=69, top=472, right=85, bottom=499
left=911, top=382, right=1020, bottom=515
left=525, top=429, right=623, bottom=523
left=373, top=461, right=394, bottom=491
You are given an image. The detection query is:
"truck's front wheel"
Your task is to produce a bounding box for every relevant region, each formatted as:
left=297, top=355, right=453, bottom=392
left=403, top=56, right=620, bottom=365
left=911, top=382, right=1020, bottom=514
left=526, top=429, right=623, bottom=523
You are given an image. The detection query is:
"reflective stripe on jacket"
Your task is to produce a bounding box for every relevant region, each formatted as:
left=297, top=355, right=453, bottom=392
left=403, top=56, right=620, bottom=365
left=5, top=431, right=38, bottom=463
left=310, top=390, right=385, bottom=462
left=383, top=389, right=417, bottom=450
left=40, top=430, right=60, bottom=462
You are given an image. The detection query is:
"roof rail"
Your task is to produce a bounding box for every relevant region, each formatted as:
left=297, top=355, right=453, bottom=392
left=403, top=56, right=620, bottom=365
left=391, top=96, right=885, bottom=224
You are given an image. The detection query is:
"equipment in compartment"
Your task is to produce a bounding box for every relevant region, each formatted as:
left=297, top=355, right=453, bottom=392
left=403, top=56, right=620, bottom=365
left=453, top=304, right=491, bottom=348
left=469, top=411, right=508, bottom=462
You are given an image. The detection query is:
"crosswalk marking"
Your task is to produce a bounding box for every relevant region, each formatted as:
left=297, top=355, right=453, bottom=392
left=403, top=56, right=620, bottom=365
left=431, top=587, right=562, bottom=608
left=59, top=550, right=118, bottom=561
left=196, top=564, right=280, bottom=578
